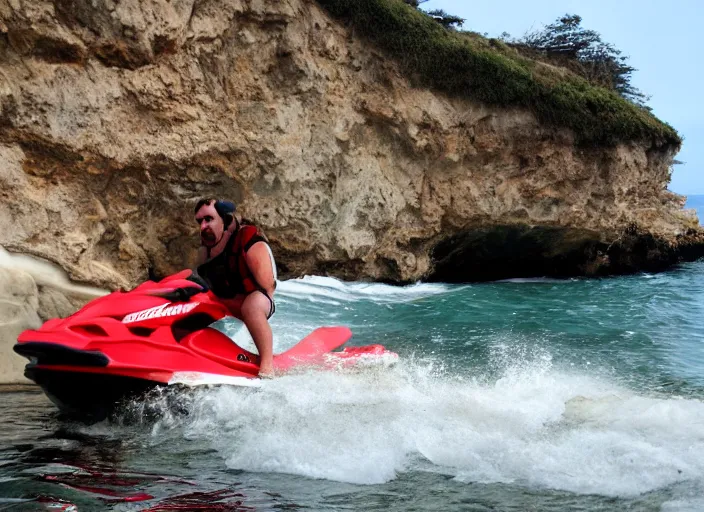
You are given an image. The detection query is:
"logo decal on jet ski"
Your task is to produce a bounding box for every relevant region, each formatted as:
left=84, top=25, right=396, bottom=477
left=122, top=302, right=199, bottom=323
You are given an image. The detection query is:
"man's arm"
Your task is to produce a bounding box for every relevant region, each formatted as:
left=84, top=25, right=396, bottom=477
left=245, top=241, right=276, bottom=297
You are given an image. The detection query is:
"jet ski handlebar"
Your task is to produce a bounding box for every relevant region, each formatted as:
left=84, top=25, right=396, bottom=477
left=144, top=272, right=210, bottom=301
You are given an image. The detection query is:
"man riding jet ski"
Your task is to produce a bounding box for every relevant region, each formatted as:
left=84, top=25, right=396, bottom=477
left=15, top=199, right=396, bottom=418
left=193, top=198, right=277, bottom=377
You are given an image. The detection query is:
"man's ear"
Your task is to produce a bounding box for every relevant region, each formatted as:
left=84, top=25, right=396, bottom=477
left=227, top=215, right=239, bottom=233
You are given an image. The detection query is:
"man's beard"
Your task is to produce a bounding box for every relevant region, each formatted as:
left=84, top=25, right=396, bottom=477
left=200, top=230, right=217, bottom=246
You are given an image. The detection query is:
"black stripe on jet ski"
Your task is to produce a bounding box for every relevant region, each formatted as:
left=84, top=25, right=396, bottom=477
left=14, top=342, right=109, bottom=367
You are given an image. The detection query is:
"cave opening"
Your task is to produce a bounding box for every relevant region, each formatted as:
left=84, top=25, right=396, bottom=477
left=428, top=225, right=602, bottom=282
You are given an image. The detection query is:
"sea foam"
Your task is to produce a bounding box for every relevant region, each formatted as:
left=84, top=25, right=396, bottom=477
left=143, top=350, right=704, bottom=498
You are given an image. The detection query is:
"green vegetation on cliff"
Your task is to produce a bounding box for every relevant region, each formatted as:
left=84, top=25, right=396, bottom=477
left=316, top=0, right=680, bottom=148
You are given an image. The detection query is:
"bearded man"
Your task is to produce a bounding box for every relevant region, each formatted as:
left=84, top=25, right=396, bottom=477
left=193, top=198, right=277, bottom=377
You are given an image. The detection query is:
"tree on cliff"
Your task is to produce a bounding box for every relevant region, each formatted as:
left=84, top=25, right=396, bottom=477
left=403, top=1, right=464, bottom=30
left=509, top=14, right=649, bottom=107
left=426, top=9, right=465, bottom=30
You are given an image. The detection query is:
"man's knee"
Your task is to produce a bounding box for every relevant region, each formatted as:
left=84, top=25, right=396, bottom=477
left=240, top=292, right=271, bottom=321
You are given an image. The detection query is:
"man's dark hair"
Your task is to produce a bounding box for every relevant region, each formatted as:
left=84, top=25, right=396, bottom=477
left=194, top=197, right=215, bottom=214
left=194, top=198, right=236, bottom=229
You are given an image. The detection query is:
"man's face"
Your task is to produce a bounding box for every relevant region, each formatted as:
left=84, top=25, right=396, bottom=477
left=195, top=202, right=224, bottom=247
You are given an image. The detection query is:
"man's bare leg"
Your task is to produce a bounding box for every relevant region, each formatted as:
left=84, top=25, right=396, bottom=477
left=240, top=291, right=274, bottom=377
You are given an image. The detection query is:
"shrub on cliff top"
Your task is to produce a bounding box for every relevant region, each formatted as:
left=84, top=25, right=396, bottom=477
left=315, top=0, right=680, bottom=148
left=510, top=14, right=648, bottom=107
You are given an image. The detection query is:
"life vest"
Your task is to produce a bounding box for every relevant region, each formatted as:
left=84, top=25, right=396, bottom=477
left=196, top=223, right=273, bottom=299
left=229, top=224, right=268, bottom=295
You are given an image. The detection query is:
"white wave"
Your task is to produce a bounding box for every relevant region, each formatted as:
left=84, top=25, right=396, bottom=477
left=276, top=275, right=454, bottom=305
left=0, top=246, right=106, bottom=299
left=151, top=350, right=704, bottom=497
left=662, top=495, right=704, bottom=512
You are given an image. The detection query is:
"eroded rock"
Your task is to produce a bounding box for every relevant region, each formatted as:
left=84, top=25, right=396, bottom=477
left=0, top=0, right=701, bottom=292
left=0, top=268, right=40, bottom=384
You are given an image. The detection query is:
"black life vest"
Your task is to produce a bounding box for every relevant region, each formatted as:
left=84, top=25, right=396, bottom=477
left=197, top=224, right=268, bottom=299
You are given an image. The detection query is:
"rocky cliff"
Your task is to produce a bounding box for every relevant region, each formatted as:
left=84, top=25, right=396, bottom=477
left=1, top=0, right=702, bottom=297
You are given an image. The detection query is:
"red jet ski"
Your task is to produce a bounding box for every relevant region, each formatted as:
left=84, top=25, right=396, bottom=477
left=14, top=270, right=396, bottom=419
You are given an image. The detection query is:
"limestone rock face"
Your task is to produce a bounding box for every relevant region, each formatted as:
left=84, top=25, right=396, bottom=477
left=0, top=268, right=40, bottom=383
left=0, top=0, right=702, bottom=290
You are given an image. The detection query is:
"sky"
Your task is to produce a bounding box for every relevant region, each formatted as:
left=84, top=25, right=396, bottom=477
left=422, top=0, right=704, bottom=195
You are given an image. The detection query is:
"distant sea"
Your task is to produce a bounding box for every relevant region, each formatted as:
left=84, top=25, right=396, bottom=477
left=686, top=194, right=704, bottom=225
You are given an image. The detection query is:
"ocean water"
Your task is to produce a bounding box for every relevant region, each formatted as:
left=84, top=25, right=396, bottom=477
left=2, top=261, right=704, bottom=511
left=685, top=194, right=704, bottom=225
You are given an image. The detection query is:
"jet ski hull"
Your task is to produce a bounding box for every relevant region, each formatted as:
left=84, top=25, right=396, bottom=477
left=25, top=367, right=162, bottom=420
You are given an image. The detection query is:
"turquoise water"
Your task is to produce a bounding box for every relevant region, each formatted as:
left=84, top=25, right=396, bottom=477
left=2, top=260, right=704, bottom=510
